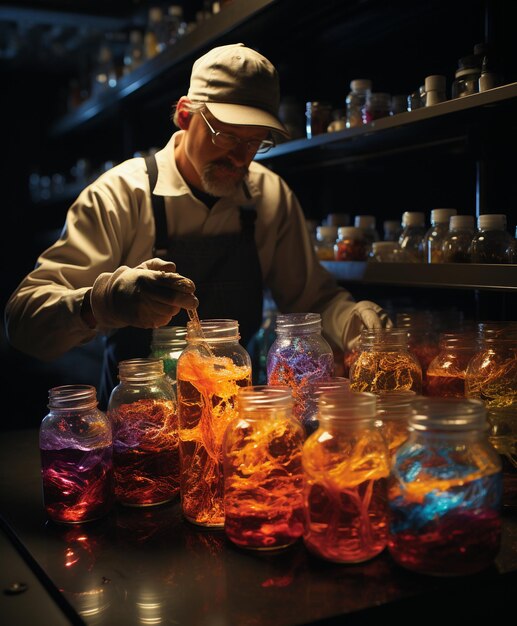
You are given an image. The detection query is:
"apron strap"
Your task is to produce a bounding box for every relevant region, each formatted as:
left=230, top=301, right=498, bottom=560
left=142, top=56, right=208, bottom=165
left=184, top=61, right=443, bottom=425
left=145, top=154, right=169, bottom=257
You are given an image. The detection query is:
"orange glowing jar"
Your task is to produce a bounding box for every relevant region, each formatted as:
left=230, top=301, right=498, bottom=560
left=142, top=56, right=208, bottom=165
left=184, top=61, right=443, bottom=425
left=176, top=319, right=252, bottom=528
left=222, top=385, right=305, bottom=550
left=302, top=391, right=389, bottom=563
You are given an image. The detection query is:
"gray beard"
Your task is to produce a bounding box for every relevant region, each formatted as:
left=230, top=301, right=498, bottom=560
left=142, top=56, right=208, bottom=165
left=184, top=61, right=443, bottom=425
left=200, top=162, right=246, bottom=197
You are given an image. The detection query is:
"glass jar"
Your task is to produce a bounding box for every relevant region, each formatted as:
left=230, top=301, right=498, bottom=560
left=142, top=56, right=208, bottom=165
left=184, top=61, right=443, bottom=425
left=368, top=241, right=401, bottom=262
left=302, top=391, right=389, bottom=563
left=375, top=389, right=416, bottom=459
left=452, top=55, right=481, bottom=99
left=222, top=386, right=305, bottom=550
left=149, top=325, right=187, bottom=384
left=349, top=328, right=422, bottom=394
left=305, top=101, right=332, bottom=138
left=267, top=313, right=334, bottom=432
left=441, top=214, right=475, bottom=263
left=470, top=213, right=514, bottom=264
left=305, top=376, right=351, bottom=437
left=315, top=225, right=339, bottom=260
left=353, top=215, right=379, bottom=249
left=177, top=319, right=252, bottom=527
left=40, top=385, right=113, bottom=524
left=426, top=331, right=479, bottom=398
left=465, top=332, right=517, bottom=509
left=361, top=92, right=392, bottom=123
left=388, top=397, right=502, bottom=576
left=108, top=358, right=178, bottom=507
left=334, top=226, right=368, bottom=261
left=345, top=78, right=372, bottom=128
left=423, top=208, right=457, bottom=263
left=396, top=310, right=439, bottom=392
left=398, top=211, right=426, bottom=262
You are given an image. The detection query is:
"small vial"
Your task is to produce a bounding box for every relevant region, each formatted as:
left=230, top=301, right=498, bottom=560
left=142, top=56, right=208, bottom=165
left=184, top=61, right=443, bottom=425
left=423, top=208, right=457, bottom=263
left=315, top=225, right=339, bottom=260
left=398, top=211, right=426, bottom=262
left=345, top=79, right=372, bottom=128
left=441, top=215, right=475, bottom=263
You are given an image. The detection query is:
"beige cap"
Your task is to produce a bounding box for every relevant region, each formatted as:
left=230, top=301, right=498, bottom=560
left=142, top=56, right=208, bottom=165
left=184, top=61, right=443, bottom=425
left=187, top=43, right=289, bottom=136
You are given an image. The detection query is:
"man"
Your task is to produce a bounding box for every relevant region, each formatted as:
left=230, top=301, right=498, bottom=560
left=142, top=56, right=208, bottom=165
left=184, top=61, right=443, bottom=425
left=5, top=43, right=391, bottom=406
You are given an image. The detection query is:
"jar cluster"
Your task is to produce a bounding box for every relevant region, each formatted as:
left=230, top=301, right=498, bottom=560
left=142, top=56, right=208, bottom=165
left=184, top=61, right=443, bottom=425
left=39, top=313, right=508, bottom=578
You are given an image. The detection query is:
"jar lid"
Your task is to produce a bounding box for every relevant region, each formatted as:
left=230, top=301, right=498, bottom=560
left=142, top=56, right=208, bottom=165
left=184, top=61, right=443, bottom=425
left=410, top=397, right=487, bottom=431
left=337, top=226, right=363, bottom=239
left=450, top=214, right=475, bottom=230
left=350, top=78, right=372, bottom=91
left=430, top=208, right=457, bottom=223
left=477, top=213, right=506, bottom=230
left=424, top=75, right=446, bottom=91
left=402, top=211, right=425, bottom=227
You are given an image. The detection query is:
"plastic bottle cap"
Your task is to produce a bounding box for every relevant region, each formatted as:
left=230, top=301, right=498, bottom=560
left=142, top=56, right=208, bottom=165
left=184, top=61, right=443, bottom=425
left=354, top=215, right=376, bottom=229
left=338, top=226, right=363, bottom=239
left=431, top=208, right=457, bottom=223
left=424, top=75, right=446, bottom=91
left=350, top=79, right=372, bottom=91
left=450, top=215, right=475, bottom=230
left=402, top=211, right=425, bottom=227
left=477, top=214, right=507, bottom=230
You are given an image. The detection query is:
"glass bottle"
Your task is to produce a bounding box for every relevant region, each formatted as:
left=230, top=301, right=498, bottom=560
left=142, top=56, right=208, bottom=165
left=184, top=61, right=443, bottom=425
left=267, top=313, right=334, bottom=432
left=314, top=225, right=338, bottom=260
left=383, top=219, right=402, bottom=242
left=354, top=214, right=379, bottom=250
left=441, top=214, right=475, bottom=262
left=334, top=226, right=368, bottom=261
left=465, top=330, right=517, bottom=509
left=398, top=211, right=426, bottom=262
left=303, top=391, right=389, bottom=563
left=470, top=213, right=514, bottom=264
left=375, top=389, right=416, bottom=459
left=452, top=55, right=481, bottom=99
left=40, top=385, right=113, bottom=524
left=149, top=325, right=187, bottom=385
left=426, top=331, right=479, bottom=398
left=362, top=92, right=392, bottom=123
left=423, top=208, right=457, bottom=263
left=222, top=386, right=305, bottom=550
left=177, top=319, right=252, bottom=527
left=388, top=397, right=502, bottom=576
left=305, top=101, right=332, bottom=138
left=345, top=79, right=372, bottom=128
left=350, top=328, right=423, bottom=394
left=108, top=358, right=179, bottom=507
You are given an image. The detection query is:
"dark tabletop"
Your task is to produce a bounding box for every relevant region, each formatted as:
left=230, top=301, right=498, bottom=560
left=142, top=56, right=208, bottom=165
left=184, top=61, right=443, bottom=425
left=1, top=429, right=515, bottom=626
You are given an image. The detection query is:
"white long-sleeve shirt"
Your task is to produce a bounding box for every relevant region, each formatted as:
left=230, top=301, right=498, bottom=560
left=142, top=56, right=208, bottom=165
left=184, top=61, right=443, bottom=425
left=6, top=131, right=358, bottom=361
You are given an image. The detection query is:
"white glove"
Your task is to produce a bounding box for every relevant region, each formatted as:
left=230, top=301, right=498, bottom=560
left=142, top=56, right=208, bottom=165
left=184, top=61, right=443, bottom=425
left=342, top=300, right=393, bottom=351
left=91, top=258, right=198, bottom=329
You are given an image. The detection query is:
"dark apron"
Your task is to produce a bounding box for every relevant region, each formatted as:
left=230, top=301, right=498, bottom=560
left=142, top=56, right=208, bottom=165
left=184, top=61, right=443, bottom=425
left=98, top=155, right=263, bottom=408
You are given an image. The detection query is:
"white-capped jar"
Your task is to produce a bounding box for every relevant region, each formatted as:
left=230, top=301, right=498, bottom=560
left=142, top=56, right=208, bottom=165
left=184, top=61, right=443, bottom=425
left=423, top=208, right=457, bottom=263
left=441, top=214, right=475, bottom=262
left=315, top=225, right=339, bottom=260
left=470, top=214, right=514, bottom=263
left=334, top=226, right=368, bottom=261
left=398, top=211, right=426, bottom=262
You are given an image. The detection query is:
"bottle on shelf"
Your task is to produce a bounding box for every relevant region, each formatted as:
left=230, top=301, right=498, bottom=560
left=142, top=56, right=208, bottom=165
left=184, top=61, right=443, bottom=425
left=306, top=101, right=333, bottom=138
left=354, top=214, right=379, bottom=250
left=424, top=75, right=447, bottom=106
left=334, top=226, right=369, bottom=261
left=314, top=225, right=339, bottom=260
left=345, top=79, right=372, bottom=128
left=362, top=92, right=392, bottom=123
left=441, top=214, right=475, bottom=262
left=398, top=211, right=426, bottom=262
left=390, top=94, right=408, bottom=115
left=368, top=241, right=401, bottom=262
left=470, top=214, right=514, bottom=263
left=474, top=41, right=502, bottom=92
left=423, top=208, right=457, bottom=263
left=451, top=55, right=481, bottom=98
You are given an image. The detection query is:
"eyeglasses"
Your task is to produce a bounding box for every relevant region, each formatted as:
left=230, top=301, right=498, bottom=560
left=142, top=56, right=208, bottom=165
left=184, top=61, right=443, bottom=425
left=199, top=110, right=275, bottom=154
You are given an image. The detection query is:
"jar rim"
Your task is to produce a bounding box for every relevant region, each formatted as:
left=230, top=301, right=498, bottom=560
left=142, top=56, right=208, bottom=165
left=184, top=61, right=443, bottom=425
left=275, top=312, right=321, bottom=333
left=187, top=318, right=240, bottom=342
left=410, top=397, right=487, bottom=430
left=118, top=357, right=165, bottom=381
left=238, top=385, right=293, bottom=410
left=48, top=384, right=98, bottom=408
left=319, top=390, right=377, bottom=419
